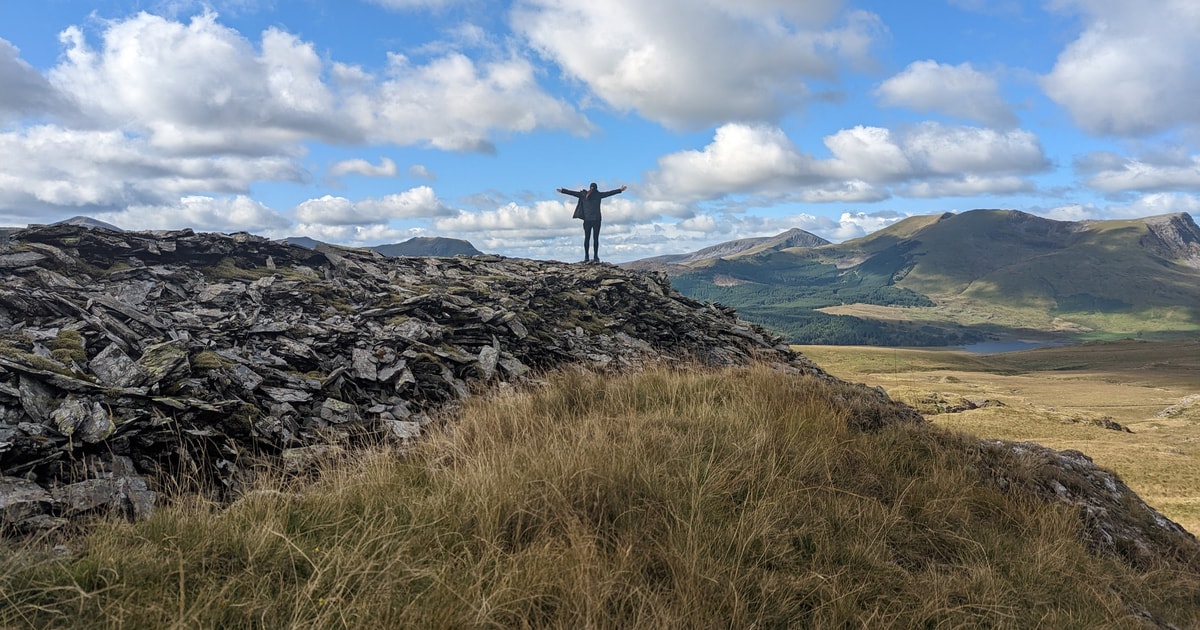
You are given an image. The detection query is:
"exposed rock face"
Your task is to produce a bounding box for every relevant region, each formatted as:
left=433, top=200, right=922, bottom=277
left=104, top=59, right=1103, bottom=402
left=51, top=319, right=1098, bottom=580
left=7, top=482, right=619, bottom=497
left=1143, top=212, right=1200, bottom=269
left=0, top=224, right=871, bottom=530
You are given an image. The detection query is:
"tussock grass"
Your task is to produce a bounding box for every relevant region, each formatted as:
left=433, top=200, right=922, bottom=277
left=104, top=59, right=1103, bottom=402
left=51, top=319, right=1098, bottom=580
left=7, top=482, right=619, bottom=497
left=2, top=365, right=1198, bottom=628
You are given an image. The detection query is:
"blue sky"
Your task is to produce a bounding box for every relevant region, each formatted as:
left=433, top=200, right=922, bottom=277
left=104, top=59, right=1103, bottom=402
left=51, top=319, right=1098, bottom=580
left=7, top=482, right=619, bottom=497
left=1, top=0, right=1197, bottom=262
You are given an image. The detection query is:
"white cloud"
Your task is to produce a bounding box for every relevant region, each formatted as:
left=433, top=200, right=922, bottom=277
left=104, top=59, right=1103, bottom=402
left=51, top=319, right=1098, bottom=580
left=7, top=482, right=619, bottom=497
left=41, top=11, right=586, bottom=156
left=819, top=126, right=912, bottom=182
left=329, top=157, right=399, bottom=178
left=644, top=122, right=1048, bottom=203
left=292, top=222, right=418, bottom=246
left=876, top=60, right=1017, bottom=127
left=0, top=11, right=593, bottom=222
left=1041, top=0, right=1200, bottom=136
left=796, top=180, right=890, bottom=203
left=0, top=39, right=71, bottom=122
left=435, top=201, right=579, bottom=239
left=900, top=175, right=1034, bottom=198
left=366, top=51, right=592, bottom=152
left=50, top=14, right=348, bottom=154
left=408, top=164, right=436, bottom=180
left=512, top=0, right=884, bottom=128
left=1106, top=192, right=1200, bottom=218
left=901, top=123, right=1047, bottom=175
left=1076, top=150, right=1200, bottom=193
left=829, top=211, right=908, bottom=240
left=645, top=124, right=816, bottom=201
left=1041, top=194, right=1200, bottom=222
left=0, top=125, right=306, bottom=218
left=97, top=195, right=292, bottom=232
left=293, top=186, right=455, bottom=225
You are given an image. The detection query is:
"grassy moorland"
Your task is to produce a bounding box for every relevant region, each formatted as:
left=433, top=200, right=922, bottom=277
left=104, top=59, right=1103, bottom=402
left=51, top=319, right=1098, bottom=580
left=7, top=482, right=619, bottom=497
left=2, top=365, right=1199, bottom=628
left=797, top=339, right=1200, bottom=535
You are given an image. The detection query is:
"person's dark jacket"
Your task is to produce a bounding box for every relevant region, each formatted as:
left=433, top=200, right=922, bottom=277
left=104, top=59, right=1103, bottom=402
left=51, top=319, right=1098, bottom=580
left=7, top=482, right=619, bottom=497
left=561, top=188, right=622, bottom=222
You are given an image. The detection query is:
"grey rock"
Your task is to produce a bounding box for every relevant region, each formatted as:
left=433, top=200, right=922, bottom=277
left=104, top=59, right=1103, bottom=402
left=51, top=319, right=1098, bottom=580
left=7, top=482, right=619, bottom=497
left=0, top=476, right=52, bottom=524
left=319, top=398, right=359, bottom=425
left=17, top=375, right=56, bottom=424
left=385, top=420, right=421, bottom=440
left=51, top=475, right=155, bottom=520
left=89, top=343, right=144, bottom=388
left=50, top=396, right=114, bottom=442
left=136, top=340, right=189, bottom=384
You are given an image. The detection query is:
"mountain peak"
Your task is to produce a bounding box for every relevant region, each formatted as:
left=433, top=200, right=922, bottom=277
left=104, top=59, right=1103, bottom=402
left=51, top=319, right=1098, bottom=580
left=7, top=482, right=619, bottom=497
left=1142, top=212, right=1200, bottom=268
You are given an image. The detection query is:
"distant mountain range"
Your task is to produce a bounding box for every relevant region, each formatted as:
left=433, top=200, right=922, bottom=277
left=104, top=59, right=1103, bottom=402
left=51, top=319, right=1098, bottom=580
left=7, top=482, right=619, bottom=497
left=54, top=216, right=125, bottom=231
left=1, top=216, right=483, bottom=260
left=623, top=227, right=830, bottom=271
left=624, top=210, right=1200, bottom=346
left=284, top=235, right=483, bottom=257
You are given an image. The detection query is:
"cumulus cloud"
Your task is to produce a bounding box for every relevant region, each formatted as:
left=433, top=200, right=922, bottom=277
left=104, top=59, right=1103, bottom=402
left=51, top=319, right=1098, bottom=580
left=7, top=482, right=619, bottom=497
left=1106, top=192, right=1200, bottom=218
left=900, top=123, right=1047, bottom=175
left=291, top=222, right=419, bottom=246
left=899, top=175, right=1034, bottom=198
left=43, top=12, right=588, bottom=155
left=365, top=51, right=590, bottom=152
left=512, top=0, right=884, bottom=128
left=0, top=125, right=306, bottom=216
left=1041, top=0, right=1200, bottom=136
left=293, top=186, right=455, bottom=225
left=0, top=39, right=72, bottom=122
left=329, top=157, right=399, bottom=178
left=0, top=11, right=591, bottom=223
left=645, top=124, right=818, bottom=200
left=1075, top=149, right=1200, bottom=194
left=408, top=164, right=436, bottom=180
left=1042, top=193, right=1200, bottom=222
left=49, top=14, right=348, bottom=154
left=96, top=195, right=292, bottom=232
left=644, top=122, right=1048, bottom=202
left=876, top=60, right=1017, bottom=127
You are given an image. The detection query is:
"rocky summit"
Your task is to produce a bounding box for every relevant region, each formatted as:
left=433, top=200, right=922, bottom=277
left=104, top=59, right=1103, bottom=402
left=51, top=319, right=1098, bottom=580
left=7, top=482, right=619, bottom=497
left=0, top=224, right=1195, bottom=574
left=0, top=224, right=877, bottom=531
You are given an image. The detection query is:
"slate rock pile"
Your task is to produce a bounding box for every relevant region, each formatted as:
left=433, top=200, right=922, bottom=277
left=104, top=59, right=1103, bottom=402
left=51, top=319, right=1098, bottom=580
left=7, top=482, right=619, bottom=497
left=0, top=224, right=846, bottom=530
left=1, top=225, right=1195, bottom=575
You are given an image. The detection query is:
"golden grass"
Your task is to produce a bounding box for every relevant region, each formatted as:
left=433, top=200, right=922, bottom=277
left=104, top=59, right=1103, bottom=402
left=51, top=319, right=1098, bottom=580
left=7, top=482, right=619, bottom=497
left=1, top=365, right=1198, bottom=628
left=798, top=340, right=1200, bottom=534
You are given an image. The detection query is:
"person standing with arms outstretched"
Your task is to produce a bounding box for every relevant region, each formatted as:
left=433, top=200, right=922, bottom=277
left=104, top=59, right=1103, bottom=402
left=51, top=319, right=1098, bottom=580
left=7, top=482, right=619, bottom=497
left=557, top=182, right=627, bottom=263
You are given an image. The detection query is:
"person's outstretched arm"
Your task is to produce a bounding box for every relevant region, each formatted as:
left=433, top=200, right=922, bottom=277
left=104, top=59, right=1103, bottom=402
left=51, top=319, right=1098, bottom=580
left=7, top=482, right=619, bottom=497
left=598, top=185, right=627, bottom=198
left=557, top=188, right=583, bottom=198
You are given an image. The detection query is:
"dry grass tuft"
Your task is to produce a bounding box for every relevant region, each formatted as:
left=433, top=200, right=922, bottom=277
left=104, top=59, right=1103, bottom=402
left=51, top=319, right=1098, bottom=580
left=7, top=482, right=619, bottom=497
left=1, top=365, right=1197, bottom=628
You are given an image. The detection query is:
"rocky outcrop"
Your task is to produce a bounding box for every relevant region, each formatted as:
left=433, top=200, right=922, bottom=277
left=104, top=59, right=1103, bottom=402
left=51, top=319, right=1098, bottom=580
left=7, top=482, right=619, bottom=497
left=977, top=441, right=1198, bottom=570
left=1143, top=212, right=1200, bottom=270
left=0, top=224, right=874, bottom=531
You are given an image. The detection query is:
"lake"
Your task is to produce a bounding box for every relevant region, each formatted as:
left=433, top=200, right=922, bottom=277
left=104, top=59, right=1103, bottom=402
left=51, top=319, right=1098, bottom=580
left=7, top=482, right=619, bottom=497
left=959, top=340, right=1066, bottom=354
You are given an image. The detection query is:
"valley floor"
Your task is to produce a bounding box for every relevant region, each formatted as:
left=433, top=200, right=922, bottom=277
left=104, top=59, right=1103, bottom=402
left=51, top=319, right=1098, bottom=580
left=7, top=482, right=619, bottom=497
left=796, top=339, right=1200, bottom=535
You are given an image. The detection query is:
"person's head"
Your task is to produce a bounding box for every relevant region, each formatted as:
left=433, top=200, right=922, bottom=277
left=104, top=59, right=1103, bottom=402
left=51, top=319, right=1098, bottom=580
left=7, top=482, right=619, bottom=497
left=589, top=182, right=598, bottom=191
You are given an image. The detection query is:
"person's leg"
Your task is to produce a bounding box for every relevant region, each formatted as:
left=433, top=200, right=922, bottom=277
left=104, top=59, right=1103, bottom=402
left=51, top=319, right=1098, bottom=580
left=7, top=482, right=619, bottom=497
left=592, top=221, right=601, bottom=262
left=582, top=222, right=593, bottom=261
left=584, top=221, right=600, bottom=261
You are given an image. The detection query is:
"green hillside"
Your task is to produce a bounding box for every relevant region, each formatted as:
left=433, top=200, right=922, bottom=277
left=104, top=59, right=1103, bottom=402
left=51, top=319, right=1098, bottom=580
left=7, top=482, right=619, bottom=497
left=635, top=211, right=1200, bottom=345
